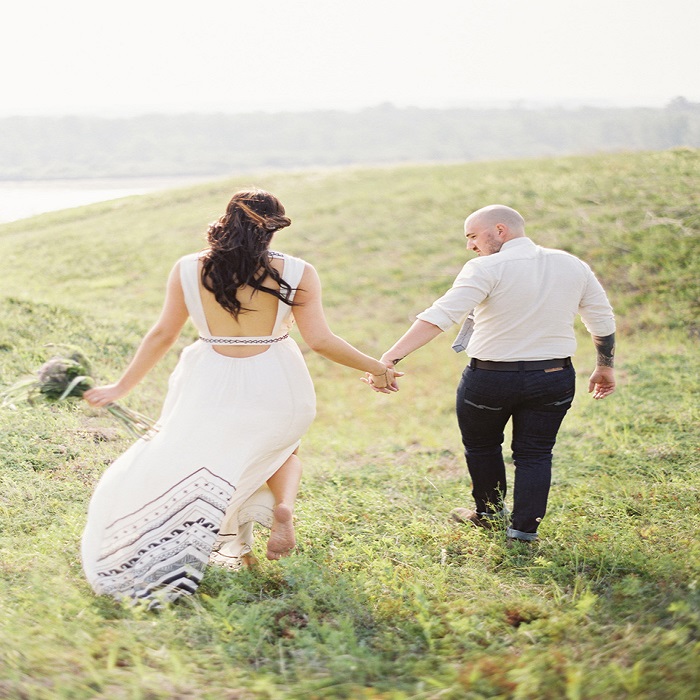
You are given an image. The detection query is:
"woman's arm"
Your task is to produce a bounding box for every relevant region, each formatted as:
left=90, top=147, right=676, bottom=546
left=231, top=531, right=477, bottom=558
left=83, top=262, right=190, bottom=407
left=292, top=263, right=397, bottom=389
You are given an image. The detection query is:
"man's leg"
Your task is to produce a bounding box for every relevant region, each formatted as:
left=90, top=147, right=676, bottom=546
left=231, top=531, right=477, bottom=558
left=508, top=366, right=576, bottom=540
left=456, top=367, right=514, bottom=516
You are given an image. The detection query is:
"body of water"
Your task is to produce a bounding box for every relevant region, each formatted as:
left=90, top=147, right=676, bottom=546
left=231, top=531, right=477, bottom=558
left=0, top=177, right=211, bottom=224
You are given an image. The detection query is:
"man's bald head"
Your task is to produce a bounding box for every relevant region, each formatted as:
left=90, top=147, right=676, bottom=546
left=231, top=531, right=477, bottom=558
left=465, top=205, right=526, bottom=238
left=463, top=205, right=526, bottom=256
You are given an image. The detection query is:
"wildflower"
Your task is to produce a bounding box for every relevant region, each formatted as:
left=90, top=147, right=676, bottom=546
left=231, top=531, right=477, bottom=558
left=2, top=346, right=156, bottom=439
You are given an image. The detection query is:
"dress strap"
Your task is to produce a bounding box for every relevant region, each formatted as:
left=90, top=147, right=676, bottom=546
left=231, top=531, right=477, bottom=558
left=179, top=253, right=210, bottom=333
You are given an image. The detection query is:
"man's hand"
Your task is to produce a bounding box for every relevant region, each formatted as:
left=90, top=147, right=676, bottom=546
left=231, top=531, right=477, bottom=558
left=361, top=364, right=403, bottom=393
left=588, top=367, right=615, bottom=400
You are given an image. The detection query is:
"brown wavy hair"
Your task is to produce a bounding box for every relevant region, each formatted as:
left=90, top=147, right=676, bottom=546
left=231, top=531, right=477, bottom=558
left=201, top=189, right=295, bottom=318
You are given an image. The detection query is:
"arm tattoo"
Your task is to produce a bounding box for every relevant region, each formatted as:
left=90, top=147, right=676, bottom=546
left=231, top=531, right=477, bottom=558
left=593, top=333, right=615, bottom=367
left=390, top=357, right=405, bottom=366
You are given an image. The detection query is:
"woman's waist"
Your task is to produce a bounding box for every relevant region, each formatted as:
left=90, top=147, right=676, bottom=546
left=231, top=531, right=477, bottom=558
left=192, top=334, right=300, bottom=360
left=199, top=330, right=289, bottom=345
left=197, top=331, right=289, bottom=357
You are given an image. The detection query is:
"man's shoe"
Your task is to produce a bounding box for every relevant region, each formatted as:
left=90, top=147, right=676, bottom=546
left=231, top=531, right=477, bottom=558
left=450, top=507, right=502, bottom=529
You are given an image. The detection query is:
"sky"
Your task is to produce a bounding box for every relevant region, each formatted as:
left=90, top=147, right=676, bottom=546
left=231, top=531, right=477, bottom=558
left=2, top=0, right=699, bottom=117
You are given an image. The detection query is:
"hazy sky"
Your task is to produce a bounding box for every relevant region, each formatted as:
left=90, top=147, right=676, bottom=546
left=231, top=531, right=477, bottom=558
left=3, top=0, right=698, bottom=116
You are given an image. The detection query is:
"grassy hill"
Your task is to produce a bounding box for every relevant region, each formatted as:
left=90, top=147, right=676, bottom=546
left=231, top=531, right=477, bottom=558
left=0, top=150, right=698, bottom=698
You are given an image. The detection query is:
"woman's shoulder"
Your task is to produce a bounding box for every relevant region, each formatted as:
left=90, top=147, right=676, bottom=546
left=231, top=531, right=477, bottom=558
left=271, top=251, right=314, bottom=289
left=175, top=250, right=209, bottom=265
left=270, top=250, right=308, bottom=264
left=272, top=250, right=314, bottom=275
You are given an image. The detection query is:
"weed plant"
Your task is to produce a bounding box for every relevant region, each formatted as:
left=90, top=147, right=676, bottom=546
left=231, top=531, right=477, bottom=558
left=0, top=150, right=698, bottom=698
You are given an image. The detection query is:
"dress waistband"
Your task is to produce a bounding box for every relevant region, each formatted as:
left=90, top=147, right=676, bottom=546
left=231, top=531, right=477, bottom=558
left=199, top=333, right=289, bottom=346
left=470, top=357, right=571, bottom=371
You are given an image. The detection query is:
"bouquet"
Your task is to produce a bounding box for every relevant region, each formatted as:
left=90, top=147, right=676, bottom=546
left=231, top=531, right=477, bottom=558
left=1, top=346, right=157, bottom=439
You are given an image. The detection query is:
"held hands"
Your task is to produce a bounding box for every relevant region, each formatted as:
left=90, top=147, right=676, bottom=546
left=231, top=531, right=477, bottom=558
left=588, top=366, right=615, bottom=400
left=361, top=363, right=403, bottom=394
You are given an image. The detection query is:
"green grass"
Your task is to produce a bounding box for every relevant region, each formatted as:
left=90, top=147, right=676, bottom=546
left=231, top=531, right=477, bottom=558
left=1, top=150, right=699, bottom=699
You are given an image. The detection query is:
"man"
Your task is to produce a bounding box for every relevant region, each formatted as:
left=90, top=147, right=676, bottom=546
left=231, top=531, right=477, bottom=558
left=376, top=205, right=616, bottom=545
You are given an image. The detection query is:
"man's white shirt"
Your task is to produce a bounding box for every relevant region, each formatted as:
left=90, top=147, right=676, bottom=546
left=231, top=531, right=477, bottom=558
left=417, top=237, right=615, bottom=362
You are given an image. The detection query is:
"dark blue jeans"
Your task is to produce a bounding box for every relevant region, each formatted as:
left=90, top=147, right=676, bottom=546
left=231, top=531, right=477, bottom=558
left=455, top=363, right=576, bottom=539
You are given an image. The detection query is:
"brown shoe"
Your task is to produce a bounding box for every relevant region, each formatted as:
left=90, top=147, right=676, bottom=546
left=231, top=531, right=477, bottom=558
left=450, top=507, right=503, bottom=529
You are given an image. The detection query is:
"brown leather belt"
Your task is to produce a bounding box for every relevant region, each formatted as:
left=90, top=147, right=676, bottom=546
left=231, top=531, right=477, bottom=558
left=470, top=358, right=571, bottom=371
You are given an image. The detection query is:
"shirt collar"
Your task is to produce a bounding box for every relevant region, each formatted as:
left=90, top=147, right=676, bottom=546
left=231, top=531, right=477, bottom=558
left=501, top=237, right=534, bottom=251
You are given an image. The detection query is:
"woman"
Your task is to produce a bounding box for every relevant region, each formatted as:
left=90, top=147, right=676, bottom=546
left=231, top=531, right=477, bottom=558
left=81, top=189, right=398, bottom=607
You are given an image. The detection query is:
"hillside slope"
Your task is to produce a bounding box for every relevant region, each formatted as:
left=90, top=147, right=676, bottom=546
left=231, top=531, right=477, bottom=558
left=2, top=148, right=697, bottom=334
left=0, top=150, right=698, bottom=699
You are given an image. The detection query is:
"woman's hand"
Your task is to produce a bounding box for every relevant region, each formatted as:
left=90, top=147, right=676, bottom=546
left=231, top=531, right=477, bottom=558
left=361, top=364, right=403, bottom=393
left=83, top=384, right=128, bottom=408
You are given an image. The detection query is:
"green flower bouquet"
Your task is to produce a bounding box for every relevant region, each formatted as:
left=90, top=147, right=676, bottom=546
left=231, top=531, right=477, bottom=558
left=2, top=346, right=156, bottom=439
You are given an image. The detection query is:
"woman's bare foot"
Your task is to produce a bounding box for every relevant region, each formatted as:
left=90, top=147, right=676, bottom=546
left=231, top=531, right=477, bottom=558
left=266, top=503, right=296, bottom=560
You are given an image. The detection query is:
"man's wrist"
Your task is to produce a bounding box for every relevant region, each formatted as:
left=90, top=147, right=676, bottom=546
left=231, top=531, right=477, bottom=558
left=592, top=333, right=615, bottom=368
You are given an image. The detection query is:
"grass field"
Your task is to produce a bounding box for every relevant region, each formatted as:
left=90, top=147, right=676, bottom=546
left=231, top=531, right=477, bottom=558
left=0, top=149, right=698, bottom=699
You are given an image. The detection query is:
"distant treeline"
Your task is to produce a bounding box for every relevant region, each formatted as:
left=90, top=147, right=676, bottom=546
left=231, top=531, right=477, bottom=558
left=2, top=98, right=699, bottom=180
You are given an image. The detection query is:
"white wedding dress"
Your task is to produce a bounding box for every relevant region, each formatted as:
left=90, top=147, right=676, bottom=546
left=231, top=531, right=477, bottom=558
left=81, top=251, right=316, bottom=606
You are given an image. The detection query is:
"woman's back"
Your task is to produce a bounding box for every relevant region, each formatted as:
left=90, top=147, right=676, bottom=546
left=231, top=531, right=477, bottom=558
left=197, top=256, right=286, bottom=358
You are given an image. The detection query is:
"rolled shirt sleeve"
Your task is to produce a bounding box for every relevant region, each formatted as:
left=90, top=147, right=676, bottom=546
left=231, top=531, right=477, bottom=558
left=578, top=264, right=616, bottom=337
left=416, top=261, right=491, bottom=331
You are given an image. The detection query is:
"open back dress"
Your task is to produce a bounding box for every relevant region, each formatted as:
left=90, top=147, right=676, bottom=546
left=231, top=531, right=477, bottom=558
left=81, top=250, right=316, bottom=607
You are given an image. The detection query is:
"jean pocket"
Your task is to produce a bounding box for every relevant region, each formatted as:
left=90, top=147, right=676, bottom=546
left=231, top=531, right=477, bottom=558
left=462, top=397, right=504, bottom=411
left=543, top=393, right=574, bottom=408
